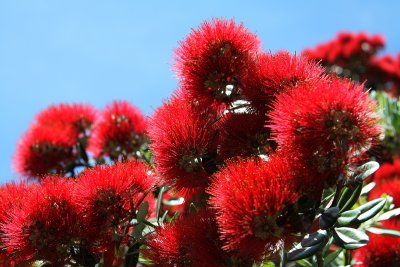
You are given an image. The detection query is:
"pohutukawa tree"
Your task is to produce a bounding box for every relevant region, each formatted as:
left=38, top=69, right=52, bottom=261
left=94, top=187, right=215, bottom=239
left=0, top=19, right=398, bottom=267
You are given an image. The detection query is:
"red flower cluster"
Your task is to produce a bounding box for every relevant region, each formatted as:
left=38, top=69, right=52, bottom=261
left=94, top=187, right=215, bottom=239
left=1, top=178, right=84, bottom=264
left=88, top=101, right=147, bottom=160
left=74, top=161, right=155, bottom=248
left=13, top=104, right=96, bottom=178
left=208, top=156, right=300, bottom=261
left=145, top=210, right=244, bottom=267
left=303, top=32, right=400, bottom=95
left=175, top=19, right=261, bottom=109
left=270, top=78, right=381, bottom=187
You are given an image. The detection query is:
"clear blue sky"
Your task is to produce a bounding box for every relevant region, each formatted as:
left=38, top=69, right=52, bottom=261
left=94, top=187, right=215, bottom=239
left=0, top=1, right=399, bottom=184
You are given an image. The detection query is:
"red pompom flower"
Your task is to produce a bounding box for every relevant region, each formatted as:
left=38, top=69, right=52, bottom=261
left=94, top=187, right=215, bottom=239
left=269, top=78, right=381, bottom=186
left=175, top=19, right=261, bottom=109
left=208, top=156, right=300, bottom=261
left=148, top=93, right=218, bottom=192
left=88, top=101, right=147, bottom=160
left=74, top=161, right=155, bottom=248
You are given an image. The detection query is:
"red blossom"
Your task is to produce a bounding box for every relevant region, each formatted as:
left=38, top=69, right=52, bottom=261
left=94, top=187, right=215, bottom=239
left=74, top=161, right=155, bottom=248
left=208, top=156, right=300, bottom=261
left=34, top=103, right=96, bottom=136
left=242, top=52, right=326, bottom=111
left=269, top=78, right=381, bottom=186
left=88, top=101, right=147, bottom=160
left=373, top=160, right=400, bottom=184
left=145, top=210, right=244, bottom=267
left=1, top=178, right=86, bottom=264
left=148, top=93, right=218, bottom=192
left=175, top=19, right=261, bottom=110
left=353, top=225, right=400, bottom=267
left=13, top=125, right=78, bottom=178
left=217, top=112, right=274, bottom=160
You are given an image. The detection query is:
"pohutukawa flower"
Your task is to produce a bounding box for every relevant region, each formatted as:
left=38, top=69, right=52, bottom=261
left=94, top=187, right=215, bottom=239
left=88, top=101, right=147, bottom=160
left=13, top=125, right=77, bottom=178
left=148, top=94, right=218, bottom=191
left=1, top=178, right=86, bottom=264
left=242, top=52, right=326, bottom=111
left=145, top=210, right=247, bottom=267
left=269, top=78, right=381, bottom=185
left=34, top=103, right=96, bottom=136
left=175, top=19, right=261, bottom=109
left=208, top=156, right=300, bottom=261
left=353, top=226, right=400, bottom=267
left=369, top=179, right=400, bottom=208
left=218, top=112, right=275, bottom=160
left=74, top=161, right=155, bottom=248
left=372, top=160, right=400, bottom=184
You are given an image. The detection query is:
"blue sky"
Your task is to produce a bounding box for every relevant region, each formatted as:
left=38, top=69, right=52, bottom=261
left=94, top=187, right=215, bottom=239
left=0, top=1, right=399, bottom=184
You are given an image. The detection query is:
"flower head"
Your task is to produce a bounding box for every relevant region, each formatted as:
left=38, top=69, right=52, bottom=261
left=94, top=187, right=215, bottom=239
left=148, top=93, right=218, bottom=191
left=35, top=103, right=96, bottom=137
left=354, top=226, right=400, bottom=267
left=1, top=178, right=85, bottom=264
left=269, top=78, right=381, bottom=185
left=175, top=19, right=261, bottom=109
left=74, top=161, right=155, bottom=248
left=242, top=52, right=326, bottom=111
left=13, top=125, right=77, bottom=178
left=145, top=210, right=244, bottom=267
left=208, top=155, right=300, bottom=261
left=88, top=101, right=147, bottom=160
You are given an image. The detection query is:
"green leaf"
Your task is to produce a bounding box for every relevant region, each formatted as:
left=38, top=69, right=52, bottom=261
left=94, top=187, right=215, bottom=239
left=323, top=248, right=343, bottom=267
left=353, top=161, right=380, bottom=182
left=355, top=198, right=386, bottom=223
left=133, top=222, right=146, bottom=240
left=320, top=207, right=340, bottom=230
left=287, top=242, right=324, bottom=261
left=333, top=227, right=369, bottom=250
left=301, top=230, right=327, bottom=247
left=367, top=227, right=400, bottom=237
left=337, top=209, right=361, bottom=226
left=360, top=182, right=376, bottom=196
left=296, top=259, right=313, bottom=267
left=337, top=184, right=362, bottom=212
left=136, top=201, right=149, bottom=222
left=378, top=207, right=400, bottom=221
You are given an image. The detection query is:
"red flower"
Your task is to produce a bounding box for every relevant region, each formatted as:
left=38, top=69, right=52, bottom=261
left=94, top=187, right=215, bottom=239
left=269, top=78, right=381, bottom=185
left=370, top=179, right=400, bottom=208
left=242, top=52, right=326, bottom=111
left=175, top=19, right=261, bottom=109
left=34, top=103, right=96, bottom=137
left=208, top=156, right=300, bottom=261
left=217, top=112, right=274, bottom=160
left=1, top=178, right=85, bottom=264
left=13, top=125, right=78, bottom=178
left=88, top=101, right=147, bottom=160
left=74, top=161, right=155, bottom=248
left=353, top=225, right=400, bottom=267
left=373, top=160, right=400, bottom=184
left=145, top=210, right=244, bottom=267
left=148, top=93, right=218, bottom=192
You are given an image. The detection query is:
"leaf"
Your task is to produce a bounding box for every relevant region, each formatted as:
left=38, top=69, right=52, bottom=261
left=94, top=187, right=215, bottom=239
left=337, top=184, right=362, bottom=212
left=133, top=222, right=146, bottom=240
left=333, top=227, right=369, bottom=250
left=296, top=259, right=313, bottom=267
left=320, top=207, right=340, bottom=230
left=353, top=161, right=380, bottom=182
left=136, top=201, right=149, bottom=222
left=324, top=248, right=343, bottom=267
left=378, top=207, right=400, bottom=221
left=360, top=182, right=376, bottom=196
left=287, top=242, right=324, bottom=261
left=337, top=209, right=361, bottom=226
left=367, top=227, right=400, bottom=237
left=301, top=230, right=327, bottom=247
left=355, top=198, right=386, bottom=222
